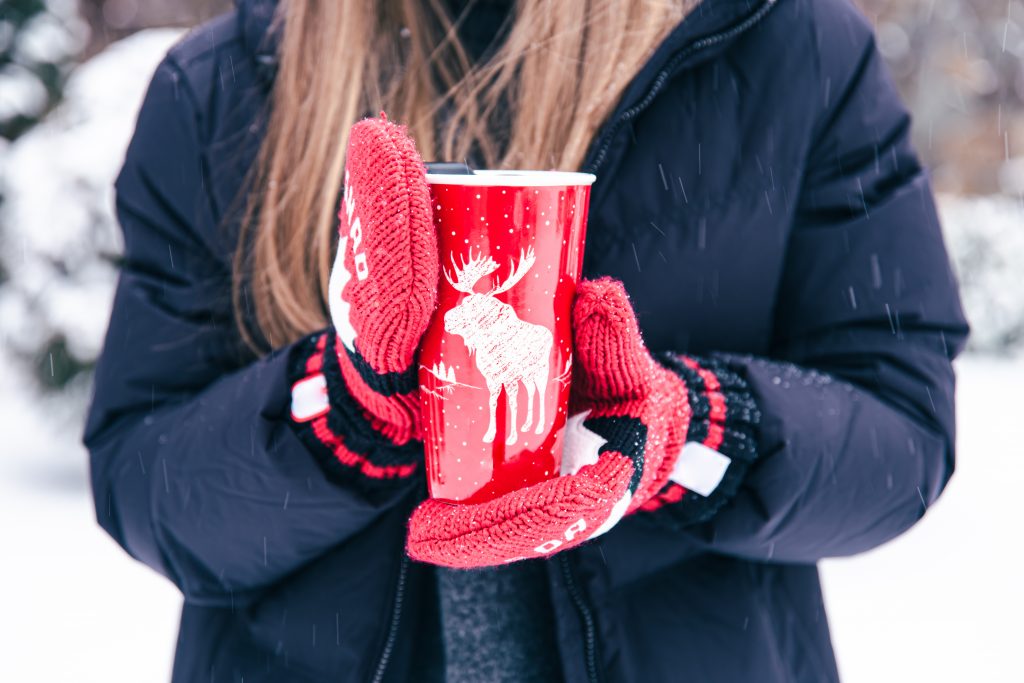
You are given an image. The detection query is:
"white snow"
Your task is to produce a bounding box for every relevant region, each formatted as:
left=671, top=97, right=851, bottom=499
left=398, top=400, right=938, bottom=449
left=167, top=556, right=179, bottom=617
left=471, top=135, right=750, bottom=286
left=0, top=64, right=50, bottom=122
left=938, top=194, right=1024, bottom=353
left=0, top=28, right=185, bottom=361
left=0, top=0, right=87, bottom=123
left=0, top=355, right=1020, bottom=681
left=821, top=356, right=1024, bottom=683
left=0, top=358, right=181, bottom=683
left=15, top=8, right=86, bottom=64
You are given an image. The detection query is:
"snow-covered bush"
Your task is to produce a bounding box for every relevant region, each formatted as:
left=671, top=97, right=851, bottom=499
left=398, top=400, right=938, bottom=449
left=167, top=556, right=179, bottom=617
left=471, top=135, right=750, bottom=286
left=0, top=28, right=183, bottom=392
left=0, top=0, right=88, bottom=140
left=938, top=194, right=1024, bottom=354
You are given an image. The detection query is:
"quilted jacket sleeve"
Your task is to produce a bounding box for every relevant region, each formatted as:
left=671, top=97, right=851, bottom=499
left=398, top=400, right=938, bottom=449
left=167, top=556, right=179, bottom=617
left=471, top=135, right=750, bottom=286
left=646, top=0, right=968, bottom=563
left=84, top=57, right=421, bottom=607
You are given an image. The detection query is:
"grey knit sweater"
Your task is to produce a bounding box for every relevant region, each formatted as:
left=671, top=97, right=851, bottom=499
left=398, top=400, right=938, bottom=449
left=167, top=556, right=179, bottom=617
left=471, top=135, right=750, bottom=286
left=437, top=562, right=564, bottom=683
left=434, top=3, right=563, bottom=681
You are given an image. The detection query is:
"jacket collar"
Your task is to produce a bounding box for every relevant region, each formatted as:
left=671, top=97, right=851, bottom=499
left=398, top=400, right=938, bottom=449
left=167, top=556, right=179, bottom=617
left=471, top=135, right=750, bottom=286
left=583, top=0, right=777, bottom=173
left=606, top=0, right=777, bottom=121
left=236, top=0, right=279, bottom=86
left=236, top=0, right=774, bottom=94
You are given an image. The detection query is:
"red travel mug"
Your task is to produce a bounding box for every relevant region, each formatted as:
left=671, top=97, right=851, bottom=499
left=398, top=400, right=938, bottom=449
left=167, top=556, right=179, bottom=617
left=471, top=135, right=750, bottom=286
left=419, top=170, right=595, bottom=503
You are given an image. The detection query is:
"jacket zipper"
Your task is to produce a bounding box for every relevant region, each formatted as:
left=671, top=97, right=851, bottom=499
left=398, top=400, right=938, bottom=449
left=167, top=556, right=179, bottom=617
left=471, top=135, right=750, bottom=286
left=562, top=5, right=777, bottom=683
left=370, top=554, right=409, bottom=683
left=560, top=554, right=602, bottom=683
left=583, top=0, right=778, bottom=176
left=368, top=5, right=777, bottom=683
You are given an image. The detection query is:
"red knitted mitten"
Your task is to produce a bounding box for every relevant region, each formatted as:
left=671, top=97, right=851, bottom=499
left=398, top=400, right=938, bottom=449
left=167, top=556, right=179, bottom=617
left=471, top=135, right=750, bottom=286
left=292, top=115, right=437, bottom=449
left=406, top=278, right=691, bottom=568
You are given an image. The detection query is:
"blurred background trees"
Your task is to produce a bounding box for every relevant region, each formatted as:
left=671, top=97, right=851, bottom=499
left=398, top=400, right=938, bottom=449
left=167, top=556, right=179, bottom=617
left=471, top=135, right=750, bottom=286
left=0, top=0, right=85, bottom=141
left=0, top=0, right=227, bottom=394
left=0, top=1, right=227, bottom=143
left=859, top=0, right=1024, bottom=196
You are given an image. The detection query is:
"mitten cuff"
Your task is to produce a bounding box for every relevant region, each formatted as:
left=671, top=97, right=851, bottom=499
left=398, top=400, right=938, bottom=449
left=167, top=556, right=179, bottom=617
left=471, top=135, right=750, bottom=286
left=640, top=354, right=760, bottom=525
left=331, top=332, right=422, bottom=445
left=287, top=331, right=421, bottom=485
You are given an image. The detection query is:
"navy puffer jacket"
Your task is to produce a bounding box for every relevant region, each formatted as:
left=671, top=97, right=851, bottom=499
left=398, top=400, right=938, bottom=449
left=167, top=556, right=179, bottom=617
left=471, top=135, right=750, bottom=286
left=85, top=0, right=968, bottom=680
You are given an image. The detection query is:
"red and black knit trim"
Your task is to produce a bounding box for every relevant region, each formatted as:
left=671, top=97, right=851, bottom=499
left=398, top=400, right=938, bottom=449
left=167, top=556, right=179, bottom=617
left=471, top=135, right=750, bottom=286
left=342, top=340, right=419, bottom=396
left=579, top=415, right=648, bottom=494
left=288, top=332, right=421, bottom=486
left=639, top=353, right=760, bottom=526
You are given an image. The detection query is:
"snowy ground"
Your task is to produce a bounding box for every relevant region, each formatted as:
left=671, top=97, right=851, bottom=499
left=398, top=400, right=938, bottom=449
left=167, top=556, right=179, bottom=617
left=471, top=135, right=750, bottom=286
left=0, top=356, right=1021, bottom=682
left=822, top=356, right=1024, bottom=683
left=0, top=381, right=181, bottom=681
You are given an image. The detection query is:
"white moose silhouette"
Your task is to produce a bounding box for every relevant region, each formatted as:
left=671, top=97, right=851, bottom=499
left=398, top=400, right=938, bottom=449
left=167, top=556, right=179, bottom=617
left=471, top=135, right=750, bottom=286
left=444, top=247, right=553, bottom=445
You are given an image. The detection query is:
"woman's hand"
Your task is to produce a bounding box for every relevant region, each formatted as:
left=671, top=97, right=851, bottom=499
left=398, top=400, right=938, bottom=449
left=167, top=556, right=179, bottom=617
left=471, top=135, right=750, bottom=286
left=296, top=116, right=693, bottom=566
left=406, top=278, right=691, bottom=568
left=289, top=114, right=436, bottom=447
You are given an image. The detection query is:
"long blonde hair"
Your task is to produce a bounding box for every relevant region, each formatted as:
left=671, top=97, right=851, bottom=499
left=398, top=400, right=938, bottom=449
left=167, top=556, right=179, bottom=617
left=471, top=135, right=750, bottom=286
left=236, top=0, right=689, bottom=351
